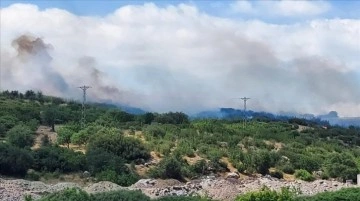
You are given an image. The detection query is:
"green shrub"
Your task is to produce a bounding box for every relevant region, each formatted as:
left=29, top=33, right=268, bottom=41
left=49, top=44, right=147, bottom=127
left=32, top=145, right=86, bottom=172
left=154, top=112, right=189, bottom=124
left=0, top=115, right=18, bottom=136
left=144, top=125, right=166, bottom=139
left=6, top=124, right=34, bottom=148
left=0, top=143, right=33, bottom=176
left=92, top=190, right=150, bottom=201
left=294, top=169, right=315, bottom=181
left=254, top=150, right=272, bottom=175
left=270, top=170, right=284, bottom=179
left=294, top=155, right=321, bottom=173
left=95, top=170, right=139, bottom=187
left=281, top=164, right=295, bottom=174
left=192, top=159, right=210, bottom=175
left=174, top=141, right=196, bottom=157
left=42, top=171, right=61, bottom=180
left=156, top=196, right=213, bottom=201
left=86, top=147, right=126, bottom=174
left=38, top=188, right=90, bottom=201
left=235, top=187, right=295, bottom=201
left=25, top=171, right=41, bottom=181
left=320, top=171, right=329, bottom=180
left=87, top=131, right=150, bottom=162
left=37, top=188, right=151, bottom=201
left=325, top=153, right=359, bottom=181
left=149, top=156, right=184, bottom=180
left=294, top=187, right=360, bottom=201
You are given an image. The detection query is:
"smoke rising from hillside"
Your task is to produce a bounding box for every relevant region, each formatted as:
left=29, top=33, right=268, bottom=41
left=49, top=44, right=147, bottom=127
left=75, top=56, right=140, bottom=106
left=1, top=34, right=69, bottom=95
left=1, top=3, right=359, bottom=116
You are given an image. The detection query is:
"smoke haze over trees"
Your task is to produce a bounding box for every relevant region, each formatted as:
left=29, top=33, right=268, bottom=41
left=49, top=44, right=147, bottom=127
left=1, top=2, right=359, bottom=116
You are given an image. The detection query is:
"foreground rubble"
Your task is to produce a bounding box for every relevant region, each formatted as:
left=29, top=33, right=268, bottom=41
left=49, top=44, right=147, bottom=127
left=0, top=176, right=357, bottom=201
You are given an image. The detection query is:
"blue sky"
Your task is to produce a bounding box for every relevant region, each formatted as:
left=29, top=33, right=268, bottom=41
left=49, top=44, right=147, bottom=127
left=1, top=0, right=359, bottom=23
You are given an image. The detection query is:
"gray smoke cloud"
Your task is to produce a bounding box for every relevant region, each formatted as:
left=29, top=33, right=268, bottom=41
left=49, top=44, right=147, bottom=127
left=1, top=34, right=69, bottom=95
left=1, top=3, right=359, bottom=116
left=74, top=56, right=141, bottom=106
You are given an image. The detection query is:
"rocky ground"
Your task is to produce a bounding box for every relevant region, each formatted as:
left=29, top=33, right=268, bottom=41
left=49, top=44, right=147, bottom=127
left=1, top=175, right=358, bottom=201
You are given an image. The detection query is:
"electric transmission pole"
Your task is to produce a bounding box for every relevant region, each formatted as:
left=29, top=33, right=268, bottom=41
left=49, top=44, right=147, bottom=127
left=241, top=97, right=250, bottom=128
left=79, top=85, right=91, bottom=128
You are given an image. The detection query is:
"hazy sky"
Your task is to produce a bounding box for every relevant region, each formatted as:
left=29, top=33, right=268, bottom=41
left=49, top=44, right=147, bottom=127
left=0, top=1, right=359, bottom=116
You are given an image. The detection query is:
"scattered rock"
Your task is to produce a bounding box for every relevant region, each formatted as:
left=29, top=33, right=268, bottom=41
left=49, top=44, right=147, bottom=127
left=84, top=181, right=125, bottom=194
left=226, top=172, right=239, bottom=179
left=82, top=171, right=91, bottom=178
left=0, top=176, right=357, bottom=201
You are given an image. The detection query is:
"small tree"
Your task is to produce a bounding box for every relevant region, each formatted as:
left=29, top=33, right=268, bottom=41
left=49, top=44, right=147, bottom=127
left=254, top=150, right=272, bottom=175
left=71, top=130, right=89, bottom=145
left=143, top=112, right=155, bottom=124
left=36, top=91, right=44, bottom=103
left=25, top=90, right=36, bottom=100
left=42, top=106, right=59, bottom=132
left=6, top=125, right=34, bottom=148
left=57, top=127, right=73, bottom=148
left=150, top=156, right=183, bottom=180
left=0, top=115, right=18, bottom=136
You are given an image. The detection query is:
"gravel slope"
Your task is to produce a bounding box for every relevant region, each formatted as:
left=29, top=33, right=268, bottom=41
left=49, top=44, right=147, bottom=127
left=0, top=176, right=357, bottom=201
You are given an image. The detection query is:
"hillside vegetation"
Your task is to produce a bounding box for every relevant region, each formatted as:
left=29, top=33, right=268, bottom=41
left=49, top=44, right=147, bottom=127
left=1, top=90, right=360, bottom=200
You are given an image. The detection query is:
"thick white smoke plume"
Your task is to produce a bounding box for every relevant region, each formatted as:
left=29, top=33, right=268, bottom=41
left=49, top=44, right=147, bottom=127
left=1, top=3, right=359, bottom=116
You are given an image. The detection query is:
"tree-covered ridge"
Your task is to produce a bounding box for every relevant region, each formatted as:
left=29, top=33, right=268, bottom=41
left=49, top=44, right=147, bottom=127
left=0, top=90, right=359, bottom=192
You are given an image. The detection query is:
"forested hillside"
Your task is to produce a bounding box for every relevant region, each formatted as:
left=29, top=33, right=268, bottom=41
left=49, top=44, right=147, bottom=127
left=1, top=90, right=360, bottom=201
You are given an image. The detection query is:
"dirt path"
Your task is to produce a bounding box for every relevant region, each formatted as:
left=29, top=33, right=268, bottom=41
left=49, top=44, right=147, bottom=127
left=32, top=126, right=57, bottom=150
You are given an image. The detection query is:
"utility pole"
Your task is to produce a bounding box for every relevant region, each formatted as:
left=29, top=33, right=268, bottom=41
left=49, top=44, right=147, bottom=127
left=79, top=85, right=91, bottom=128
left=241, top=97, right=250, bottom=128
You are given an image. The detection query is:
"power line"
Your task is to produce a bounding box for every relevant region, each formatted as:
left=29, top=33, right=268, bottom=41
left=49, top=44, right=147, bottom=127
left=78, top=85, right=91, bottom=128
left=240, top=97, right=250, bottom=128
left=240, top=97, right=250, bottom=112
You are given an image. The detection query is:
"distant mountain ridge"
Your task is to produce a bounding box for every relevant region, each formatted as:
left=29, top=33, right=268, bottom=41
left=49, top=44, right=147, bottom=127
left=194, top=108, right=360, bottom=127
left=92, top=101, right=360, bottom=127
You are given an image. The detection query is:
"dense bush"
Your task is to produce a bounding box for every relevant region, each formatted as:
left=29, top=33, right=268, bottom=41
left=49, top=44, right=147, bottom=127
left=325, top=153, right=359, bottom=181
left=149, top=156, right=185, bottom=180
left=0, top=143, right=33, bottom=176
left=144, top=125, right=166, bottom=139
left=254, top=150, right=272, bottom=175
left=235, top=187, right=295, bottom=201
left=280, top=164, right=295, bottom=174
left=56, top=127, right=74, bottom=148
left=295, top=187, right=360, bottom=201
left=71, top=125, right=104, bottom=145
left=191, top=159, right=210, bottom=175
left=0, top=115, right=18, bottom=136
left=87, top=130, right=150, bottom=162
left=31, top=188, right=216, bottom=201
left=154, top=112, right=189, bottom=124
left=6, top=124, right=34, bottom=148
left=156, top=196, right=213, bottom=201
left=37, top=188, right=91, bottom=201
left=294, top=169, right=315, bottom=181
left=86, top=147, right=126, bottom=174
left=29, top=188, right=151, bottom=201
left=95, top=170, right=139, bottom=187
left=86, top=147, right=139, bottom=186
left=92, top=190, right=150, bottom=201
left=32, top=145, right=86, bottom=172
left=270, top=169, right=284, bottom=179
